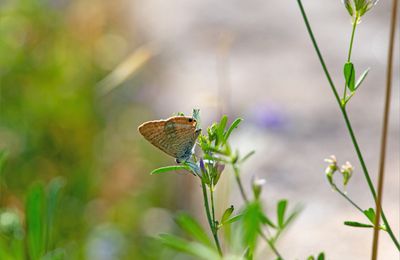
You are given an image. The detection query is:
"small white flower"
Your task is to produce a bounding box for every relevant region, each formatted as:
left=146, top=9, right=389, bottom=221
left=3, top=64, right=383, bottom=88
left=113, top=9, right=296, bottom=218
left=324, top=155, right=338, bottom=186
left=252, top=176, right=266, bottom=199
left=253, top=177, right=267, bottom=187
left=341, top=161, right=354, bottom=186
left=324, top=155, right=337, bottom=164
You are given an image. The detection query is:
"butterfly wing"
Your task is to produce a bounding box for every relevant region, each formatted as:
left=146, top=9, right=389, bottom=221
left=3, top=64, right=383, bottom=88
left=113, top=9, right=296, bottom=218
left=138, top=116, right=200, bottom=161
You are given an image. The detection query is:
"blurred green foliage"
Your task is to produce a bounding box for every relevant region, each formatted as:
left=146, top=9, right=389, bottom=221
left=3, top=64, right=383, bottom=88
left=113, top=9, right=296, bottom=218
left=0, top=0, right=178, bottom=259
left=0, top=1, right=103, bottom=257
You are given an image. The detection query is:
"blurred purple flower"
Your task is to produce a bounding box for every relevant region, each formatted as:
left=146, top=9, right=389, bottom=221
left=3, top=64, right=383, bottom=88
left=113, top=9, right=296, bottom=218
left=199, top=159, right=206, bottom=177
left=216, top=162, right=225, bottom=175
left=250, top=105, right=287, bottom=131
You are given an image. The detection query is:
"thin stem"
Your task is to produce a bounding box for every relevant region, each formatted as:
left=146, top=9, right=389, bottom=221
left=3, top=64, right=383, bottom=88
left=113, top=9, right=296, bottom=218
left=347, top=17, right=358, bottom=62
left=342, top=91, right=400, bottom=250
left=297, top=0, right=341, bottom=104
left=233, top=165, right=249, bottom=203
left=341, top=111, right=376, bottom=198
left=259, top=230, right=284, bottom=259
left=272, top=227, right=283, bottom=244
left=232, top=165, right=285, bottom=259
left=210, top=184, right=217, bottom=230
left=332, top=184, right=364, bottom=214
left=201, top=180, right=223, bottom=255
left=297, top=0, right=400, bottom=250
left=343, top=16, right=359, bottom=100
left=372, top=0, right=399, bottom=258
left=201, top=181, right=213, bottom=233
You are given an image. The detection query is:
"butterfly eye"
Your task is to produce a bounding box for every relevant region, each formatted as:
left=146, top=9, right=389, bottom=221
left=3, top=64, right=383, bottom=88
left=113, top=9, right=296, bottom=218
left=188, top=118, right=194, bottom=123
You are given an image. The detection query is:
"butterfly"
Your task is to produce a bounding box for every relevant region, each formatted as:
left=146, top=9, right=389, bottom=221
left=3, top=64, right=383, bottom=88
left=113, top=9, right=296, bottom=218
left=138, top=116, right=201, bottom=163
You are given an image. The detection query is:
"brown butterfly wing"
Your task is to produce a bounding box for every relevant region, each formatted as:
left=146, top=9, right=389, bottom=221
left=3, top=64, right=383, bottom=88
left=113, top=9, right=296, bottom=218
left=138, top=116, right=199, bottom=161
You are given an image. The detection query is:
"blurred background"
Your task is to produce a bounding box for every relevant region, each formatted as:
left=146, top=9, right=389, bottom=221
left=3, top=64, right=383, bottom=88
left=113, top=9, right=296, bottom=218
left=0, top=0, right=398, bottom=259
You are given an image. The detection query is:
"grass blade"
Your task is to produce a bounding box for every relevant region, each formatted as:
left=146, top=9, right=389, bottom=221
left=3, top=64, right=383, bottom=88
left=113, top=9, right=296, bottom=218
left=175, top=213, right=214, bottom=248
left=45, top=178, right=65, bottom=251
left=277, top=200, right=287, bottom=228
left=26, top=183, right=45, bottom=260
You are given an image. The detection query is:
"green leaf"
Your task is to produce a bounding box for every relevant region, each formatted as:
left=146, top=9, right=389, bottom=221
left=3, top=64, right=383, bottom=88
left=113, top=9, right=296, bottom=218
left=158, top=234, right=220, bottom=260
left=283, top=205, right=302, bottom=228
left=363, top=208, right=376, bottom=224
left=355, top=68, right=369, bottom=90
left=343, top=0, right=354, bottom=16
left=277, top=200, right=287, bottom=228
left=243, top=202, right=262, bottom=253
left=224, top=118, right=243, bottom=143
left=150, top=165, right=191, bottom=175
left=45, top=178, right=65, bottom=251
left=175, top=213, right=214, bottom=248
left=344, top=221, right=374, bottom=228
left=344, top=62, right=356, bottom=91
left=239, top=150, right=255, bottom=163
left=221, top=213, right=243, bottom=225
left=221, top=205, right=234, bottom=223
left=26, top=183, right=46, bottom=260
left=260, top=213, right=277, bottom=229
left=306, top=253, right=325, bottom=260
left=217, top=115, right=228, bottom=145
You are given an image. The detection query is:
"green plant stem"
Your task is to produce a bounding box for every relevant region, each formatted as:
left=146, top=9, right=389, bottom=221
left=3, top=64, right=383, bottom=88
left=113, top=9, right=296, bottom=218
left=259, top=230, right=284, bottom=259
left=343, top=98, right=400, bottom=250
left=343, top=16, right=358, bottom=99
left=232, top=164, right=284, bottom=259
left=297, top=0, right=400, bottom=250
left=347, top=17, right=358, bottom=62
left=201, top=180, right=223, bottom=256
left=210, top=184, right=217, bottom=231
left=233, top=165, right=249, bottom=203
left=332, top=184, right=363, bottom=214
left=372, top=0, right=399, bottom=258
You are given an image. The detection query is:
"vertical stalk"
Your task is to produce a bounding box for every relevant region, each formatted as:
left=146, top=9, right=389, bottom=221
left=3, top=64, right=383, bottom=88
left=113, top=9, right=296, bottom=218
left=347, top=17, right=358, bottom=62
left=210, top=184, right=217, bottom=231
left=201, top=180, right=223, bottom=255
left=371, top=0, right=399, bottom=258
left=296, top=0, right=400, bottom=250
left=233, top=165, right=249, bottom=203
left=259, top=229, right=284, bottom=259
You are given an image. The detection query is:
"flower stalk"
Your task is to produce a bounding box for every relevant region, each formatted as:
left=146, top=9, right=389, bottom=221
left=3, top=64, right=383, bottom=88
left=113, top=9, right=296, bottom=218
left=297, top=0, right=400, bottom=250
left=372, top=0, right=399, bottom=258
